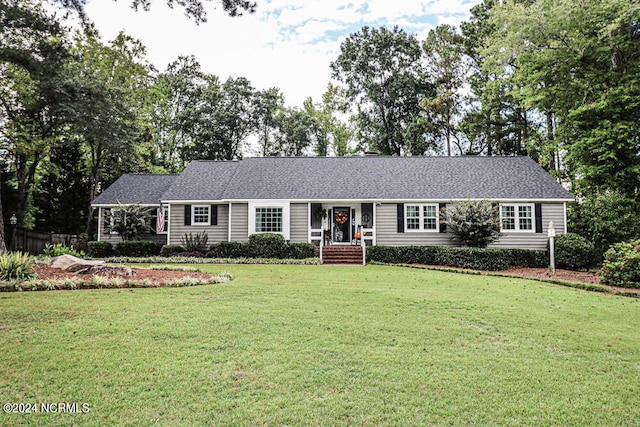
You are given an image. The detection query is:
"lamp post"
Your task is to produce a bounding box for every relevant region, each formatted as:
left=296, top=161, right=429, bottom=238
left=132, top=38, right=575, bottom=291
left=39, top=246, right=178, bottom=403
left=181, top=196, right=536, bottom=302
left=9, top=214, right=17, bottom=252
left=548, top=221, right=556, bottom=275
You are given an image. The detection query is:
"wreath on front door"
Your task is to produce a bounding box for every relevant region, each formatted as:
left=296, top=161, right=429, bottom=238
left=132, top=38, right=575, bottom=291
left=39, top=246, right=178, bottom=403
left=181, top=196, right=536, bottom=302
left=335, top=211, right=348, bottom=225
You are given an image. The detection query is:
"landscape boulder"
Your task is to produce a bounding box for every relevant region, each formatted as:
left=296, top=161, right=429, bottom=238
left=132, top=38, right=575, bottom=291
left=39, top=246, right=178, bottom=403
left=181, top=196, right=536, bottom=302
left=50, top=255, right=105, bottom=272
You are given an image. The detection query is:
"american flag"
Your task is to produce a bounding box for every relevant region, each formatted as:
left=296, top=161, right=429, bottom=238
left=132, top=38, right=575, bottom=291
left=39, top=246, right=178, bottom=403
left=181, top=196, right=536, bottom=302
left=156, top=205, right=165, bottom=233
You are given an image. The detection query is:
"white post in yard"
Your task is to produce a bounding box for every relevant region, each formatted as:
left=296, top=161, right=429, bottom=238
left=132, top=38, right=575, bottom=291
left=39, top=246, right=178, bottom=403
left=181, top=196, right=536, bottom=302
left=548, top=221, right=556, bottom=275
left=320, top=228, right=324, bottom=265
left=361, top=231, right=366, bottom=265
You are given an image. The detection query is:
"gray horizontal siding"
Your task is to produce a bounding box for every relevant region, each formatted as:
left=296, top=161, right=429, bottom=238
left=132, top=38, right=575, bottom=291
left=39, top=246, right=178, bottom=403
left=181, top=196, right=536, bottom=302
left=376, top=203, right=454, bottom=247
left=489, top=203, right=565, bottom=250
left=376, top=202, right=566, bottom=250
left=169, top=204, right=229, bottom=246
left=290, top=203, right=308, bottom=243
left=230, top=203, right=249, bottom=242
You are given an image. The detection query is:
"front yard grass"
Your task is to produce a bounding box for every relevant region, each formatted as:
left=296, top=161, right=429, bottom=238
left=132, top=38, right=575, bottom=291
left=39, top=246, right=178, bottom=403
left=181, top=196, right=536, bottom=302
left=1, top=264, right=639, bottom=426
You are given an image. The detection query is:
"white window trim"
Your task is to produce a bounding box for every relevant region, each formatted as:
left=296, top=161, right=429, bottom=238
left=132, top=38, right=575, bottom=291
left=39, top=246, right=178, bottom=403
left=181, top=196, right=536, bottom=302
left=248, top=201, right=290, bottom=240
left=500, top=203, right=535, bottom=233
left=192, top=205, right=210, bottom=226
left=405, top=203, right=439, bottom=233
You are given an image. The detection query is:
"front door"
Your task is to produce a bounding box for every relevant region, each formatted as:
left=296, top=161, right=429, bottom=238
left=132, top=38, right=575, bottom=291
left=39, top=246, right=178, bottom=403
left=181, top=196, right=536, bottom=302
left=333, top=207, right=351, bottom=243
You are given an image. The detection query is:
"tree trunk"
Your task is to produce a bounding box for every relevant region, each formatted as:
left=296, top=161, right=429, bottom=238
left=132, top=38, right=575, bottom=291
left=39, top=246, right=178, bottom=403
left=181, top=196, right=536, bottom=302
left=85, top=141, right=102, bottom=235
left=0, top=175, right=7, bottom=253
left=546, top=111, right=557, bottom=173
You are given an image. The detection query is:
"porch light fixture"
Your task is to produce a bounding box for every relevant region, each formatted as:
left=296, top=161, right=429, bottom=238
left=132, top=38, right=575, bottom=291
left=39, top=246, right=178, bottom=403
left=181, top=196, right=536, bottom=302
left=10, top=214, right=17, bottom=226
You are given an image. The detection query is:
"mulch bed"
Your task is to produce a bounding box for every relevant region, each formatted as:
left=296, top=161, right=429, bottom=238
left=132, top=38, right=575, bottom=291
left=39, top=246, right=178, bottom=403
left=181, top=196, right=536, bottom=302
left=410, top=265, right=640, bottom=297
left=34, top=264, right=215, bottom=283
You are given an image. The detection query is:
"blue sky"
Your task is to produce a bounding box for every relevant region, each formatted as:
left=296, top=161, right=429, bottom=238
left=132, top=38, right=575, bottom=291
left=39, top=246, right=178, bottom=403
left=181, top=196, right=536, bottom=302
left=85, top=0, right=481, bottom=106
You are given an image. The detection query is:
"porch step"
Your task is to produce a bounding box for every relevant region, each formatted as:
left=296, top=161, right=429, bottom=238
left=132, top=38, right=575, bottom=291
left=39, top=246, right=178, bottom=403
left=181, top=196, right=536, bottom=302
left=322, top=245, right=364, bottom=265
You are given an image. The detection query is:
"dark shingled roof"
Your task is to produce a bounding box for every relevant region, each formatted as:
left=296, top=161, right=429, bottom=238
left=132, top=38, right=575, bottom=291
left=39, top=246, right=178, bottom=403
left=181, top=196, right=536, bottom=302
left=160, top=160, right=241, bottom=201
left=158, top=156, right=573, bottom=201
left=91, top=174, right=178, bottom=205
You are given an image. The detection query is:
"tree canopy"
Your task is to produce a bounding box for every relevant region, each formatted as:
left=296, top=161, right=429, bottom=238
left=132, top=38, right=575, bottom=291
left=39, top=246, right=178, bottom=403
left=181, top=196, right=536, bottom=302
left=1, top=0, right=640, bottom=255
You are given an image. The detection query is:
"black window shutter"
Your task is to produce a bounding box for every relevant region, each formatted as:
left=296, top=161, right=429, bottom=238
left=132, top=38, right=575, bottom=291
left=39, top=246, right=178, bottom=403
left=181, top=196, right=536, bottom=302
left=184, top=205, right=191, bottom=226
left=397, top=203, right=404, bottom=233
left=439, top=203, right=447, bottom=233
left=210, top=205, right=218, bottom=226
left=535, top=203, right=543, bottom=233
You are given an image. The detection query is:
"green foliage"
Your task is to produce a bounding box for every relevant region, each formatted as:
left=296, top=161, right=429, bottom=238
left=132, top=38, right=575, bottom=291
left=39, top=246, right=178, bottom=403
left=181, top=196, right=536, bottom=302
left=248, top=233, right=286, bottom=258
left=0, top=271, right=232, bottom=292
left=106, top=204, right=153, bottom=241
left=421, top=24, right=467, bottom=156
left=482, top=0, right=640, bottom=194
left=367, top=245, right=547, bottom=271
left=212, top=241, right=248, bottom=258
left=43, top=243, right=85, bottom=258
left=104, top=256, right=321, bottom=265
left=331, top=26, right=435, bottom=155
left=207, top=236, right=314, bottom=260
left=115, top=240, right=163, bottom=257
left=443, top=200, right=501, bottom=248
left=161, top=244, right=185, bottom=257
left=1, top=264, right=639, bottom=425
left=283, top=243, right=316, bottom=260
left=551, top=233, right=594, bottom=271
left=180, top=231, right=209, bottom=253
left=600, top=240, right=640, bottom=289
left=87, top=241, right=114, bottom=258
left=569, top=192, right=640, bottom=260
left=0, top=252, right=37, bottom=282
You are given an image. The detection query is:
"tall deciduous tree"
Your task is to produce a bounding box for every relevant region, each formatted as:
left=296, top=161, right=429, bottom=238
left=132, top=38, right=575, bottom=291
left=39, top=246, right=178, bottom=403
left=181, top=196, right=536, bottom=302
left=483, top=0, right=640, bottom=196
left=66, top=32, right=153, bottom=233
left=421, top=24, right=467, bottom=156
left=274, top=107, right=313, bottom=157
left=52, top=0, right=256, bottom=24
left=459, top=0, right=539, bottom=158
left=254, top=87, right=284, bottom=157
left=183, top=76, right=257, bottom=160
left=303, top=84, right=354, bottom=157
left=0, top=0, right=72, bottom=234
left=149, top=55, right=207, bottom=171
left=331, top=26, right=435, bottom=155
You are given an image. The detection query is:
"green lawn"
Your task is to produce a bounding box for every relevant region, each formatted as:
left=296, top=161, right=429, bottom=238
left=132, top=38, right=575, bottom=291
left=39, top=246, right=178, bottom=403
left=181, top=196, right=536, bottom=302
left=1, top=264, right=639, bottom=426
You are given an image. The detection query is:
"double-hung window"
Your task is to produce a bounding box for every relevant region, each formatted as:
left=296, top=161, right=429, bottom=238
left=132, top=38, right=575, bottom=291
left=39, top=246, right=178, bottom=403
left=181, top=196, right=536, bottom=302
left=405, top=204, right=438, bottom=232
left=192, top=205, right=210, bottom=225
left=500, top=204, right=533, bottom=232
left=255, top=207, right=283, bottom=233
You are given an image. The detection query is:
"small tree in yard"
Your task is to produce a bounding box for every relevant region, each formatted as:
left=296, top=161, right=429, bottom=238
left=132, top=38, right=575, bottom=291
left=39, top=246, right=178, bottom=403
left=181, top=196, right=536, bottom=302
left=443, top=199, right=501, bottom=248
left=106, top=203, right=151, bottom=241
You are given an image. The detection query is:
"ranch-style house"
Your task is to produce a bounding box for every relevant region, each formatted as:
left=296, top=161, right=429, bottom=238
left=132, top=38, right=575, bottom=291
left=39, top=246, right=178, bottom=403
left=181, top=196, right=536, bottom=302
left=91, top=155, right=573, bottom=252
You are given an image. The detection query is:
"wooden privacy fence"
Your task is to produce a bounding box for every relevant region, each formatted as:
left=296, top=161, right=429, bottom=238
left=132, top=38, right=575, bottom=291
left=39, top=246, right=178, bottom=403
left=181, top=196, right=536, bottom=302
left=10, top=228, right=82, bottom=255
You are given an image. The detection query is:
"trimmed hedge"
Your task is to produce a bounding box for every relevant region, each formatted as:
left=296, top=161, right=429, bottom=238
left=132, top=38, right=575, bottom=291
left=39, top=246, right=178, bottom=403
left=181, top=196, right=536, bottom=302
left=551, top=232, right=594, bottom=270
left=87, top=241, right=113, bottom=258
left=161, top=244, right=185, bottom=257
left=367, top=245, right=547, bottom=271
left=283, top=243, right=316, bottom=259
left=207, top=235, right=316, bottom=260
left=248, top=233, right=286, bottom=258
left=212, top=241, right=247, bottom=258
left=600, top=240, right=640, bottom=288
left=115, top=241, right=163, bottom=257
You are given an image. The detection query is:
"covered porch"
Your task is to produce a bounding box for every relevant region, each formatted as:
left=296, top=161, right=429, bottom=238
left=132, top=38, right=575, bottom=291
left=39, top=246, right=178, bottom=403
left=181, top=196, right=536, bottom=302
left=307, top=202, right=376, bottom=247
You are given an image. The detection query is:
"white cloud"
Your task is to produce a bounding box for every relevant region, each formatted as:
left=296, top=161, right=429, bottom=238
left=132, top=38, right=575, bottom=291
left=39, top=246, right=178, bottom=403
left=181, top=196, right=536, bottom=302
left=84, top=0, right=481, bottom=106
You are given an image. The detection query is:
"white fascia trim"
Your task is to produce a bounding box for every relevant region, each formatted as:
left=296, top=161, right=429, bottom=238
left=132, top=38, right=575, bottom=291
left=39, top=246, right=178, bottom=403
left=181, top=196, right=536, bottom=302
left=222, top=198, right=574, bottom=204
left=160, top=200, right=224, bottom=204
left=92, top=203, right=161, bottom=208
